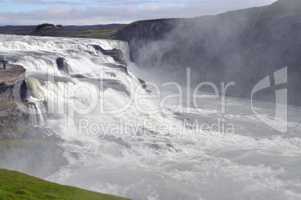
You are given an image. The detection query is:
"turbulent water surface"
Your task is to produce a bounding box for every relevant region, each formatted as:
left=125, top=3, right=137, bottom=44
left=0, top=35, right=301, bottom=200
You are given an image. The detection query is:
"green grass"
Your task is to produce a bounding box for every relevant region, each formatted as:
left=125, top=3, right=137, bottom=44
left=75, top=29, right=119, bottom=39
left=0, top=169, right=129, bottom=200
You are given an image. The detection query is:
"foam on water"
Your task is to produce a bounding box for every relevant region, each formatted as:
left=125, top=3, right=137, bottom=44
left=0, top=35, right=301, bottom=200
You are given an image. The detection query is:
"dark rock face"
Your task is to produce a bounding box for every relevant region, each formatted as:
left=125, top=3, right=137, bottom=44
left=91, top=45, right=127, bottom=66
left=102, top=63, right=128, bottom=74
left=138, top=78, right=152, bottom=93
left=71, top=74, right=131, bottom=97
left=114, top=18, right=180, bottom=61
left=115, top=0, right=301, bottom=106
left=56, top=57, right=69, bottom=74
left=20, top=80, right=28, bottom=102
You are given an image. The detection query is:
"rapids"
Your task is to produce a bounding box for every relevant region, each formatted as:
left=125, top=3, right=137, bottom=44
left=0, top=35, right=301, bottom=200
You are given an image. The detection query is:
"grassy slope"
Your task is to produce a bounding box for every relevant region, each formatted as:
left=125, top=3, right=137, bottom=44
left=0, top=169, right=128, bottom=200
left=0, top=24, right=126, bottom=39
left=74, top=28, right=122, bottom=39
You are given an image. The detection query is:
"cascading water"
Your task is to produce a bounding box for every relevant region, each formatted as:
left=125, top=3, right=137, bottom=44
left=1, top=35, right=301, bottom=200
left=26, top=101, right=45, bottom=126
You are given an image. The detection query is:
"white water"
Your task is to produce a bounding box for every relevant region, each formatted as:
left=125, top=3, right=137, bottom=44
left=1, top=35, right=301, bottom=200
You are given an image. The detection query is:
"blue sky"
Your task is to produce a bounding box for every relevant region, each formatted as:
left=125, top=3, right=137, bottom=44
left=0, top=0, right=277, bottom=25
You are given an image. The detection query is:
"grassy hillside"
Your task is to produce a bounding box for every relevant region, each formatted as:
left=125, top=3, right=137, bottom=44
left=0, top=24, right=125, bottom=39
left=0, top=169, right=128, bottom=200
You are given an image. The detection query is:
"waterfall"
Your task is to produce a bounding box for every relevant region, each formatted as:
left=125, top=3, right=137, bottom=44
left=0, top=35, right=146, bottom=129
left=27, top=101, right=46, bottom=126
left=23, top=78, right=47, bottom=126
left=1, top=35, right=300, bottom=200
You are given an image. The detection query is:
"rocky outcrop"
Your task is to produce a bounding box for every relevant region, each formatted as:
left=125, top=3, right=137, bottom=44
left=0, top=64, right=26, bottom=105
left=0, top=65, right=29, bottom=139
left=56, top=57, right=69, bottom=74
left=91, top=45, right=127, bottom=66
left=0, top=65, right=25, bottom=86
left=102, top=63, right=128, bottom=74
left=138, top=78, right=151, bottom=93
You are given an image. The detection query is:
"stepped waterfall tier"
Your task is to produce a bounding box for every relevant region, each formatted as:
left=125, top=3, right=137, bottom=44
left=1, top=35, right=301, bottom=200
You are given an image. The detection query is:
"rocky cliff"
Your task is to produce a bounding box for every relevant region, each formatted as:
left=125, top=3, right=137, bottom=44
left=0, top=65, right=29, bottom=139
left=115, top=0, right=301, bottom=105
left=114, top=18, right=181, bottom=60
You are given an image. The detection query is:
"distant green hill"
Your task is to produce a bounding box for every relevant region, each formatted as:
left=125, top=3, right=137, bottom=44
left=0, top=24, right=126, bottom=39
left=0, top=169, right=128, bottom=200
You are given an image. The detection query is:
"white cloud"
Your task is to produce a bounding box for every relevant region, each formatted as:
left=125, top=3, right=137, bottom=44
left=0, top=0, right=278, bottom=25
